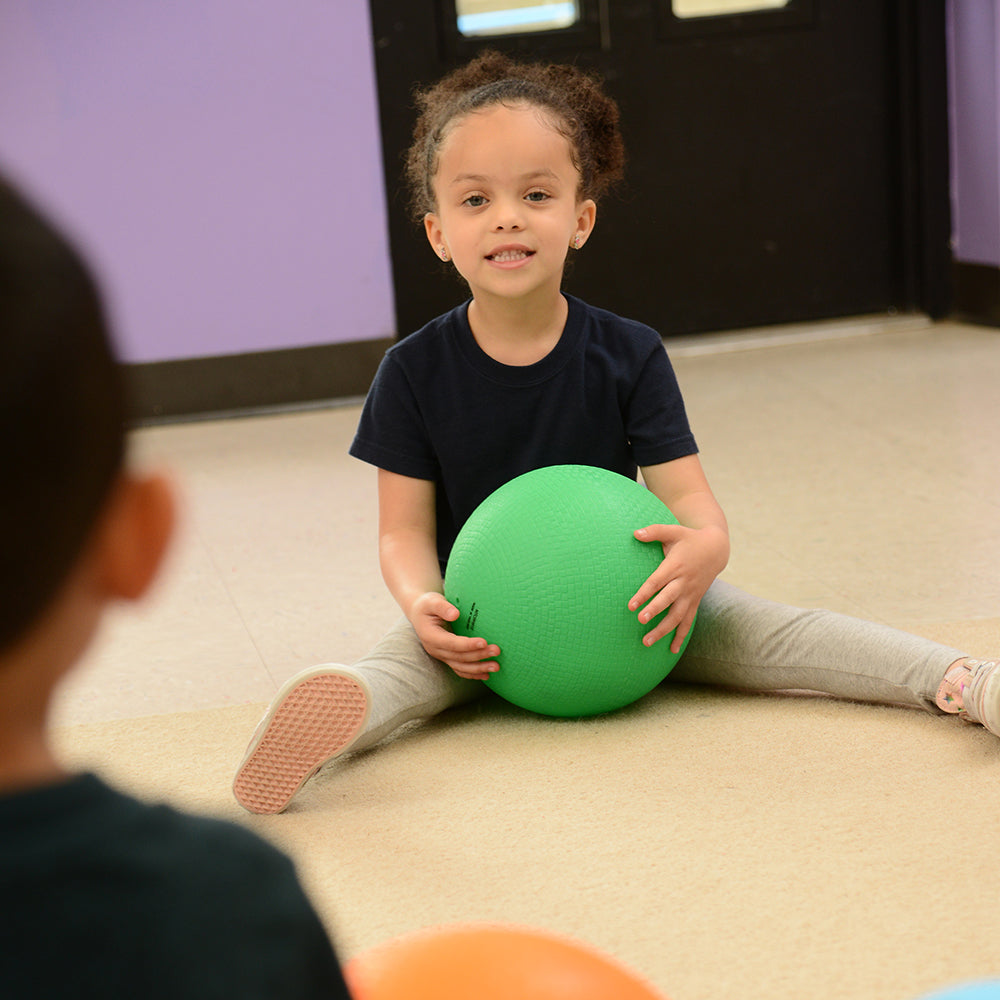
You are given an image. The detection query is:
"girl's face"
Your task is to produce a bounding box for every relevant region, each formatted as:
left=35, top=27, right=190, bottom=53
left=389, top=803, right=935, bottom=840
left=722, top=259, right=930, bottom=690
left=424, top=102, right=596, bottom=307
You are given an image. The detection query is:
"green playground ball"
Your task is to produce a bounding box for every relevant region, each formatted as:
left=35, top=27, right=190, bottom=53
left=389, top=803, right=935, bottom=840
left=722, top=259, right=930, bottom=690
left=443, top=464, right=696, bottom=717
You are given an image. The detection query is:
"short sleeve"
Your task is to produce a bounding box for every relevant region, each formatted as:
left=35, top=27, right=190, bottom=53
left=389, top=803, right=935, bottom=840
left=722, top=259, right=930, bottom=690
left=624, top=342, right=698, bottom=467
left=349, top=353, right=440, bottom=481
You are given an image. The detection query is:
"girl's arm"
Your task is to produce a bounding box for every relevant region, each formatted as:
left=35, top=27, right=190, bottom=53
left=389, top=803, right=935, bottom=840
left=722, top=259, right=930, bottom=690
left=630, top=454, right=731, bottom=652
left=377, top=468, right=500, bottom=680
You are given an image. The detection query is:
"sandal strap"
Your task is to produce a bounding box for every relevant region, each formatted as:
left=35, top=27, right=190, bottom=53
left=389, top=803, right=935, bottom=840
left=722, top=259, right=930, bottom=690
left=960, top=660, right=1000, bottom=725
left=936, top=661, right=972, bottom=714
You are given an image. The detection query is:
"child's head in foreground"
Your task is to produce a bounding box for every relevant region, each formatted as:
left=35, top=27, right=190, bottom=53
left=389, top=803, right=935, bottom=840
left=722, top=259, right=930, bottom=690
left=405, top=51, right=626, bottom=293
left=0, top=174, right=172, bottom=715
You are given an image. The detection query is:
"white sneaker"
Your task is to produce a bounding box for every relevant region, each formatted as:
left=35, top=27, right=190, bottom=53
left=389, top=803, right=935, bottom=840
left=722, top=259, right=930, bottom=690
left=959, top=659, right=1000, bottom=736
left=232, top=666, right=370, bottom=815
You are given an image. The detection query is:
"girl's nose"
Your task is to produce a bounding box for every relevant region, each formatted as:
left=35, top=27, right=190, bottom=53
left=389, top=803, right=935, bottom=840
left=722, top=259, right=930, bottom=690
left=492, top=198, right=524, bottom=231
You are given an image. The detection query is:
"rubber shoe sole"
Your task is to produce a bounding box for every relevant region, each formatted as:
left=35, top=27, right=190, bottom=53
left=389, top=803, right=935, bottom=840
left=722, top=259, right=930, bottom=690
left=232, top=668, right=370, bottom=815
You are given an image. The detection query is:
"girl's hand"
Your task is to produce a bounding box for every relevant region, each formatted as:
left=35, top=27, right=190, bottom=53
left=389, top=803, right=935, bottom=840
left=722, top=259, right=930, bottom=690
left=409, top=591, right=501, bottom=680
left=628, top=523, right=728, bottom=653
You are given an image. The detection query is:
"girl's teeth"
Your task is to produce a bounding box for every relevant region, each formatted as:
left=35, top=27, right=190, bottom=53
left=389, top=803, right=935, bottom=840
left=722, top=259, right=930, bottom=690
left=492, top=250, right=527, bottom=262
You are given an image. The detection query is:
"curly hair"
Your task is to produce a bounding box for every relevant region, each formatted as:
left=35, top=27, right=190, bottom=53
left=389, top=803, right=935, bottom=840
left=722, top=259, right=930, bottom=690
left=405, top=50, right=625, bottom=219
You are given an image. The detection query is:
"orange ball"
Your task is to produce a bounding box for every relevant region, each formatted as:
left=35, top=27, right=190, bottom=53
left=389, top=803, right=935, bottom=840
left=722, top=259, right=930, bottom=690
left=346, top=922, right=667, bottom=1000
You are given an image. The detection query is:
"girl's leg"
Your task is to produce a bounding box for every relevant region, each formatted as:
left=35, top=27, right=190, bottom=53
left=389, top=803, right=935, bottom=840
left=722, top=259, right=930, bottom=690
left=348, top=618, right=484, bottom=749
left=672, top=579, right=965, bottom=712
left=233, top=619, right=483, bottom=814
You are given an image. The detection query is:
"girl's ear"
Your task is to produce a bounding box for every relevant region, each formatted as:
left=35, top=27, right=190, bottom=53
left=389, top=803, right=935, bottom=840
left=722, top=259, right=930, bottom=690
left=423, top=213, right=448, bottom=260
left=96, top=473, right=176, bottom=602
left=572, top=199, right=598, bottom=250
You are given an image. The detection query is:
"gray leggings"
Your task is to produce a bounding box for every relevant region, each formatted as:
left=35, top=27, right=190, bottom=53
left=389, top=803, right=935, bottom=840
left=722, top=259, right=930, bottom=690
left=351, top=580, right=964, bottom=731
left=674, top=579, right=962, bottom=712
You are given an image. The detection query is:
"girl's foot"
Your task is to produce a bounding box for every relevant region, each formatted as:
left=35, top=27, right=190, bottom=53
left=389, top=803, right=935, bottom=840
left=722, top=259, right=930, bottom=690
left=232, top=666, right=370, bottom=815
left=935, top=658, right=1000, bottom=736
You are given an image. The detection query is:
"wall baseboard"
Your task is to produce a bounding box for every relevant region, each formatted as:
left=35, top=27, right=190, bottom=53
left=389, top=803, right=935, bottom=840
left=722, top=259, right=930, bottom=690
left=952, top=261, right=1000, bottom=327
left=126, top=337, right=392, bottom=424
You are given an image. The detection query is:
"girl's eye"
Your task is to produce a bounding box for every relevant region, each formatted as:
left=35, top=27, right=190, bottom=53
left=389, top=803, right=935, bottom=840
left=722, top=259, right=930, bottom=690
left=464, top=194, right=487, bottom=208
left=526, top=191, right=550, bottom=203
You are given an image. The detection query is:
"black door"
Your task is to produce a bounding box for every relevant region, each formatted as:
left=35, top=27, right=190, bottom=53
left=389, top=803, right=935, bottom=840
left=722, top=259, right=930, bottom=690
left=368, top=1, right=949, bottom=339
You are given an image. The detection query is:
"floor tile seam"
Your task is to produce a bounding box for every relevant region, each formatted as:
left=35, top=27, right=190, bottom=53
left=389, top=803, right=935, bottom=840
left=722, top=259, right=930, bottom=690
left=192, top=517, right=278, bottom=691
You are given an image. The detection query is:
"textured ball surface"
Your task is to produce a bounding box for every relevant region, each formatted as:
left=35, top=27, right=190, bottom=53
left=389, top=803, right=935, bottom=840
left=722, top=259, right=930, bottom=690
left=444, top=465, right=694, bottom=717
left=346, top=922, right=666, bottom=999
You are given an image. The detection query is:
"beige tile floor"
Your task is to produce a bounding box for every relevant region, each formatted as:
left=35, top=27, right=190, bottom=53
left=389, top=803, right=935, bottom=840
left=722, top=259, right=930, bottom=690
left=53, top=313, right=1000, bottom=730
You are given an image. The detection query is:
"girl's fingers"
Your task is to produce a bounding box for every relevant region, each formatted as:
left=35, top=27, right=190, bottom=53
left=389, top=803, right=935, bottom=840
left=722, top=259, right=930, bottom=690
left=635, top=579, right=680, bottom=624
left=628, top=567, right=672, bottom=612
left=643, top=608, right=693, bottom=651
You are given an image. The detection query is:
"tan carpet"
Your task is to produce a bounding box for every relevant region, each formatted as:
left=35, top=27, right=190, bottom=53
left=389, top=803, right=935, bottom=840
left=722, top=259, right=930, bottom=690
left=55, top=678, right=1000, bottom=1000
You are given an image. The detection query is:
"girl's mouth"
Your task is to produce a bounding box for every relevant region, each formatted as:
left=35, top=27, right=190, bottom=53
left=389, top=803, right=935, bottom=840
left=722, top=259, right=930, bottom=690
left=487, top=247, right=534, bottom=263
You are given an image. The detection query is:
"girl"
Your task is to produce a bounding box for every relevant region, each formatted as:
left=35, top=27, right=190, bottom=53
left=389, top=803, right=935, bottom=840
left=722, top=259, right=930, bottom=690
left=233, top=51, right=998, bottom=815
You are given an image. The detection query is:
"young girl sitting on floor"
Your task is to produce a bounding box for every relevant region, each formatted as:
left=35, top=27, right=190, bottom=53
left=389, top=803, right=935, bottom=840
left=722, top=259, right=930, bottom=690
left=233, top=51, right=998, bottom=815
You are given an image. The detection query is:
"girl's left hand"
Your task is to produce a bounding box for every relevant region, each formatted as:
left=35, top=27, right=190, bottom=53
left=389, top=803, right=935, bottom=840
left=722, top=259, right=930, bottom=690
left=628, top=522, right=729, bottom=653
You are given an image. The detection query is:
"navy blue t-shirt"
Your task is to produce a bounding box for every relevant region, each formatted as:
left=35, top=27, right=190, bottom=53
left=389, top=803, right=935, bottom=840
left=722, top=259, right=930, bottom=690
left=0, top=774, right=350, bottom=999
left=350, top=294, right=697, bottom=568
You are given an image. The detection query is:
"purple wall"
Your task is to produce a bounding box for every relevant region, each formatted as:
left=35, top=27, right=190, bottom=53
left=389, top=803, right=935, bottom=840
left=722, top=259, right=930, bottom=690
left=0, top=1, right=395, bottom=363
left=4, top=2, right=996, bottom=354
left=948, top=0, right=1000, bottom=268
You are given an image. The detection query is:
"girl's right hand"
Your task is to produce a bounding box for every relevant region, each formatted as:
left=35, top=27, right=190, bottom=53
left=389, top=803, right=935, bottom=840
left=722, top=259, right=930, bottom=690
left=409, top=591, right=501, bottom=680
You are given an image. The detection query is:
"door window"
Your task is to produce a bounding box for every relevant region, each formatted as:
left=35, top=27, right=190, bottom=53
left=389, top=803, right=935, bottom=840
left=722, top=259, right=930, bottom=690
left=455, top=1, right=581, bottom=37
left=673, top=0, right=786, bottom=15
